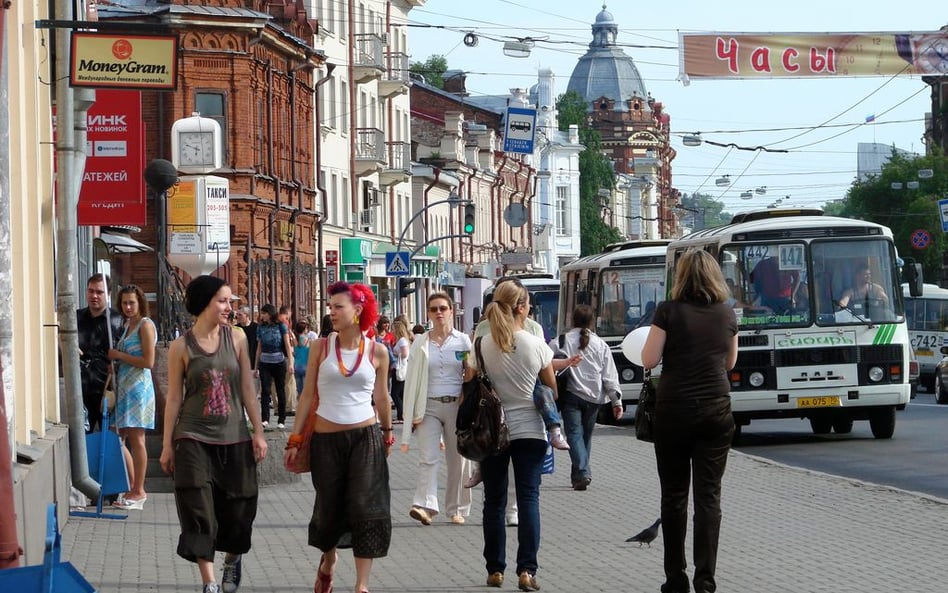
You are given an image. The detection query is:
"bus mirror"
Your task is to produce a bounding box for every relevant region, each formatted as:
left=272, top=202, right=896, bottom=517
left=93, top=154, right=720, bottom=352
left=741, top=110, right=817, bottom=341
left=903, top=262, right=923, bottom=297
left=941, top=345, right=948, bottom=357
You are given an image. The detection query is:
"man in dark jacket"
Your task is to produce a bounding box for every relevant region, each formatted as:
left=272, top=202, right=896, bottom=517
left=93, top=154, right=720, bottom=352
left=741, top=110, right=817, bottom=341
left=77, top=273, right=123, bottom=432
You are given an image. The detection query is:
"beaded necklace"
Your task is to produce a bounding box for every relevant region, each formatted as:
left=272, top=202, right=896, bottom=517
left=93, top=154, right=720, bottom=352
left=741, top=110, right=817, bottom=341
left=335, top=334, right=366, bottom=377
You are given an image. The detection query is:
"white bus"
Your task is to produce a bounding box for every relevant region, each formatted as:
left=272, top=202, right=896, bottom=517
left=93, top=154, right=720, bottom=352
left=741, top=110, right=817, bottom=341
left=902, top=282, right=948, bottom=388
left=666, top=209, right=913, bottom=439
left=558, top=241, right=670, bottom=420
left=481, top=273, right=560, bottom=342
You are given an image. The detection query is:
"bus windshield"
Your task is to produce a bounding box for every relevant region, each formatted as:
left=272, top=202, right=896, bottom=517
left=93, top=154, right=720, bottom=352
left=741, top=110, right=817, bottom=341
left=721, top=238, right=902, bottom=329
left=596, top=267, right=665, bottom=336
left=530, top=289, right=559, bottom=342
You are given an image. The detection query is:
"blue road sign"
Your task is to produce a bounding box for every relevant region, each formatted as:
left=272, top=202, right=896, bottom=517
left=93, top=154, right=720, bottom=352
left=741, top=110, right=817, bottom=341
left=385, top=251, right=411, bottom=277
left=503, top=107, right=537, bottom=154
left=939, top=198, right=948, bottom=233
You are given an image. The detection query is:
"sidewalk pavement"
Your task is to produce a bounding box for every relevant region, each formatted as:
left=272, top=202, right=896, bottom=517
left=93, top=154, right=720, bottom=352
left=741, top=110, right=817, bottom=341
left=61, top=423, right=948, bottom=592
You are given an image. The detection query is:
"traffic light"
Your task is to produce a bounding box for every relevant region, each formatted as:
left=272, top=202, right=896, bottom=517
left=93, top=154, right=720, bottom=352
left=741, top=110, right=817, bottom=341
left=398, top=278, right=417, bottom=298
left=463, top=203, right=475, bottom=234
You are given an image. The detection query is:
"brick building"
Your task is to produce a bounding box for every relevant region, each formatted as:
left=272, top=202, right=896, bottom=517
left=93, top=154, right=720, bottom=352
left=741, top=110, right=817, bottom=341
left=100, top=0, right=325, bottom=330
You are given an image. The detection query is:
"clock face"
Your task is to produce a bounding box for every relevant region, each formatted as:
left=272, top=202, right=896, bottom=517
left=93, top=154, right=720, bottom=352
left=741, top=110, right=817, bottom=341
left=178, top=131, right=216, bottom=167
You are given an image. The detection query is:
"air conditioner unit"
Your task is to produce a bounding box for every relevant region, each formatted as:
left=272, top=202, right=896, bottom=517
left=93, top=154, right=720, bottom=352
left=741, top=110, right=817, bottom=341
left=359, top=209, right=376, bottom=230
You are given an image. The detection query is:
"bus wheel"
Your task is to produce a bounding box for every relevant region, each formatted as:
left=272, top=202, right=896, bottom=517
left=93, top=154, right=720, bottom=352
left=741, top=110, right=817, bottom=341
left=809, top=416, right=832, bottom=435
left=832, top=415, right=854, bottom=434
left=869, top=407, right=896, bottom=439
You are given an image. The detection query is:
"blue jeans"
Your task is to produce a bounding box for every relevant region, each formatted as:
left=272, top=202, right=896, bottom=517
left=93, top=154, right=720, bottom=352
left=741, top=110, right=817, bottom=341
left=480, top=438, right=547, bottom=576
left=294, top=367, right=306, bottom=397
left=560, top=391, right=600, bottom=485
left=532, top=381, right=562, bottom=428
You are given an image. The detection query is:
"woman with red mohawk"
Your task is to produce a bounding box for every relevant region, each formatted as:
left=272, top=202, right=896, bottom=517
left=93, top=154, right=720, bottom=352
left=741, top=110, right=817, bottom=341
left=284, top=282, right=393, bottom=593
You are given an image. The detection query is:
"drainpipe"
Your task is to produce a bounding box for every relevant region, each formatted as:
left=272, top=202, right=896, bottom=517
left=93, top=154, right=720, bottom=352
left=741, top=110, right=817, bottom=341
left=347, top=3, right=358, bottom=222
left=490, top=155, right=508, bottom=265
left=422, top=166, right=442, bottom=249
left=527, top=170, right=538, bottom=249
left=55, top=0, right=100, bottom=499
left=266, top=62, right=278, bottom=303
left=289, top=69, right=299, bottom=315
left=314, top=63, right=335, bottom=313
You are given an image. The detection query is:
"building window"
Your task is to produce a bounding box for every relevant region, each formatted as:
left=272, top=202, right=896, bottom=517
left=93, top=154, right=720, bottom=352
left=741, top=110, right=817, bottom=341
left=555, top=185, right=569, bottom=236
left=340, top=80, right=349, bottom=134
left=195, top=92, right=227, bottom=158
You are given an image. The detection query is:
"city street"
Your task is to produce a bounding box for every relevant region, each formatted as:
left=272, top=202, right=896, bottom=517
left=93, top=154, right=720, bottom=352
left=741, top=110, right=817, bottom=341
left=61, top=422, right=948, bottom=592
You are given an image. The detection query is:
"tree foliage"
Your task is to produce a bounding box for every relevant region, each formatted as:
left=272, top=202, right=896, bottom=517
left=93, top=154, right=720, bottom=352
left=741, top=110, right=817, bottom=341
left=409, top=55, right=448, bottom=89
left=679, top=192, right=732, bottom=230
left=836, top=148, right=948, bottom=283
left=556, top=91, right=623, bottom=255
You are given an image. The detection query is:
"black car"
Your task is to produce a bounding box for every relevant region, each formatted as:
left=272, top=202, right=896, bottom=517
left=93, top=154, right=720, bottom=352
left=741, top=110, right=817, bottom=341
left=933, top=346, right=948, bottom=404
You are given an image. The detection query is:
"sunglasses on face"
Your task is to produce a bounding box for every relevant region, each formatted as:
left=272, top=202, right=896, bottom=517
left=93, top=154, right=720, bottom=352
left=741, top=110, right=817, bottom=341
left=429, top=305, right=451, bottom=313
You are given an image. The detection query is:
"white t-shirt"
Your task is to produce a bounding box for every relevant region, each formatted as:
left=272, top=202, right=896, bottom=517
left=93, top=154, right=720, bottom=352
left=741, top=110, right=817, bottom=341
left=473, top=329, right=551, bottom=441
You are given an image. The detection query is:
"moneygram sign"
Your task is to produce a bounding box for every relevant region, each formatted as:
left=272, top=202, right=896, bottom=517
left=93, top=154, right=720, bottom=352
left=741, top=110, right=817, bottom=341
left=71, top=32, right=178, bottom=90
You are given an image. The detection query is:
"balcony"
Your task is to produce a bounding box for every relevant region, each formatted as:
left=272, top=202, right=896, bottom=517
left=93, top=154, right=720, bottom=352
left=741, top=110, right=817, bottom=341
left=353, top=33, right=385, bottom=84
left=379, top=51, right=411, bottom=98
left=379, top=141, right=411, bottom=187
left=355, top=127, right=386, bottom=176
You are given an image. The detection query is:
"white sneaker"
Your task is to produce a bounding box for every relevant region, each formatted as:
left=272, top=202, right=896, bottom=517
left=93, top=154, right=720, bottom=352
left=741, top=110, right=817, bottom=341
left=550, top=432, right=570, bottom=450
left=277, top=423, right=286, bottom=430
left=506, top=511, right=519, bottom=526
left=261, top=421, right=269, bottom=429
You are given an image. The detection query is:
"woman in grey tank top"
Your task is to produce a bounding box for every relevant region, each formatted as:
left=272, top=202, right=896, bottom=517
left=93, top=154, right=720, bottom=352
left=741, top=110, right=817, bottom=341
left=160, top=275, right=268, bottom=593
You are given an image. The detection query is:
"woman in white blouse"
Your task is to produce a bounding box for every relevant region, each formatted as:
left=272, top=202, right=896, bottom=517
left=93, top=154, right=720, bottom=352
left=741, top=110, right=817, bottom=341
left=401, top=292, right=473, bottom=525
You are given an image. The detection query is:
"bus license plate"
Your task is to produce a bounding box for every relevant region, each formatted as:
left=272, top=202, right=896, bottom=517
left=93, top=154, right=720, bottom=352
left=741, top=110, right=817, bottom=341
left=796, top=396, right=842, bottom=408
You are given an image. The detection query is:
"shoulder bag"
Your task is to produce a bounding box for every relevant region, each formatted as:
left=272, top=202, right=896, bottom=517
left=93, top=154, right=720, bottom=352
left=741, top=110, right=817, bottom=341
left=287, top=337, right=328, bottom=474
left=635, top=369, right=656, bottom=442
left=456, top=337, right=510, bottom=462
left=553, top=333, right=573, bottom=400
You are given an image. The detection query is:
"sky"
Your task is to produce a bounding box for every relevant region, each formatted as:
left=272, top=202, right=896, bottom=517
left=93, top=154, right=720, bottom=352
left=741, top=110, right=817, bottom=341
left=406, top=0, right=944, bottom=215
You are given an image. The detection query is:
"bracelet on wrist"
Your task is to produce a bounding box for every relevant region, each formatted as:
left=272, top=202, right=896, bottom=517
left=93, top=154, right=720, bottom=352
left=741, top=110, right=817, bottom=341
left=284, top=442, right=300, bottom=451
left=286, top=433, right=305, bottom=447
left=380, top=427, right=393, bottom=432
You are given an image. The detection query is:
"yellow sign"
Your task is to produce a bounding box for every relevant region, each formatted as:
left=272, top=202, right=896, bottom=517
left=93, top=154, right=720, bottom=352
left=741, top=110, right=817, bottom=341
left=168, top=179, right=197, bottom=232
left=680, top=31, right=948, bottom=81
left=71, top=32, right=178, bottom=90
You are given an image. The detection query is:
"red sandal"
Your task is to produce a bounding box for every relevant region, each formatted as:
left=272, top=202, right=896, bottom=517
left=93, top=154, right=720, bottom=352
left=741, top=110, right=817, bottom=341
left=314, top=554, right=333, bottom=593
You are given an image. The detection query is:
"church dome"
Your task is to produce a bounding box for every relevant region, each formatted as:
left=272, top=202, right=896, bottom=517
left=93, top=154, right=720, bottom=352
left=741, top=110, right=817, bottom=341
left=567, top=5, right=648, bottom=112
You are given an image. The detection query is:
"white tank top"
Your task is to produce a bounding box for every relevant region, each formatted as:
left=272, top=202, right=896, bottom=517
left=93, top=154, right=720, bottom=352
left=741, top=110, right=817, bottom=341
left=316, top=334, right=377, bottom=425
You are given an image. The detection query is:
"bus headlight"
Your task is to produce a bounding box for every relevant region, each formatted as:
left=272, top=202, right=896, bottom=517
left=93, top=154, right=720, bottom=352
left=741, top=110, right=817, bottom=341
left=868, top=366, right=885, bottom=382
left=621, top=368, right=636, bottom=382
left=748, top=372, right=765, bottom=388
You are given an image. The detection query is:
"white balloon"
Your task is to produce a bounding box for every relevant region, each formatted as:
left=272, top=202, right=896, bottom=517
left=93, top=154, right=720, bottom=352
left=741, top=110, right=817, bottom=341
left=621, top=326, right=651, bottom=366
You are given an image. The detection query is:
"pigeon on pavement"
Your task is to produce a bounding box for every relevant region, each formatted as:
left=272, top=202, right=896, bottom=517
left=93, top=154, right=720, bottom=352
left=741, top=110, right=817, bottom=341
left=625, top=518, right=662, bottom=547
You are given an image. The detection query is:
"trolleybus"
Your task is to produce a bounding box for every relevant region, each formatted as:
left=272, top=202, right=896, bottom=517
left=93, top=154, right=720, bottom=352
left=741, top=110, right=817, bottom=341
left=666, top=209, right=914, bottom=439
left=558, top=241, right=670, bottom=420
left=482, top=273, right=560, bottom=341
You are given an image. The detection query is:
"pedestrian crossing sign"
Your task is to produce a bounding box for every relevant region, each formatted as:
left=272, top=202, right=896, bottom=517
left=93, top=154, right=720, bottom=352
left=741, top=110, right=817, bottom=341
left=385, top=251, right=411, bottom=277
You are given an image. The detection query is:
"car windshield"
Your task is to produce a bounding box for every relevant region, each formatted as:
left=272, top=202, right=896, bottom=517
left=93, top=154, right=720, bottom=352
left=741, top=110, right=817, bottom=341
left=720, top=239, right=902, bottom=329
left=596, top=266, right=665, bottom=337
left=530, top=289, right=559, bottom=342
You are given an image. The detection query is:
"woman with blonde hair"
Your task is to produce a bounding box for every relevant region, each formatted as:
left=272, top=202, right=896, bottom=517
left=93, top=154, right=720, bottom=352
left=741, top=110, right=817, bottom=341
left=390, top=318, right=412, bottom=424
left=471, top=281, right=555, bottom=591
left=401, top=292, right=473, bottom=525
left=641, top=249, right=738, bottom=593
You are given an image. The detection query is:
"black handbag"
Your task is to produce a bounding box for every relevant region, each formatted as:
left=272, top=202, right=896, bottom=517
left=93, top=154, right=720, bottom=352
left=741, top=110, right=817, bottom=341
left=456, top=337, right=510, bottom=462
left=635, top=369, right=656, bottom=442
left=553, top=334, right=572, bottom=401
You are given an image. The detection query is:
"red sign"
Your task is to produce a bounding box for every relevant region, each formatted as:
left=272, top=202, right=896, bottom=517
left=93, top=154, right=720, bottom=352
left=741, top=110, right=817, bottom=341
left=910, top=229, right=932, bottom=250
left=325, top=249, right=338, bottom=265
left=77, top=90, right=146, bottom=225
